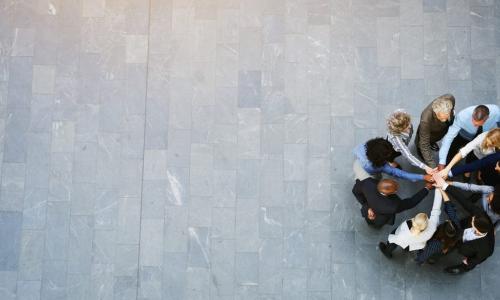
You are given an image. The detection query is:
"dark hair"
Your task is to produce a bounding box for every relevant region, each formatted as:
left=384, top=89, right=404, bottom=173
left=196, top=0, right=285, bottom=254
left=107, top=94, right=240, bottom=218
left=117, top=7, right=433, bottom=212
left=473, top=215, right=492, bottom=234
left=472, top=105, right=490, bottom=121
left=490, top=185, right=500, bottom=215
left=365, top=138, right=394, bottom=168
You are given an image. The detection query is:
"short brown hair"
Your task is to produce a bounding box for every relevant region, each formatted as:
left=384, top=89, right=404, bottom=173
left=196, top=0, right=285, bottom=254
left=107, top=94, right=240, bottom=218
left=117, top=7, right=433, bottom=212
left=473, top=105, right=490, bottom=121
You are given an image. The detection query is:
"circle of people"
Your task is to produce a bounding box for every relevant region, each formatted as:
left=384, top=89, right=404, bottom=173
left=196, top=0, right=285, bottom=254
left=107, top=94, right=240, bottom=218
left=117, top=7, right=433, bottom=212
left=352, top=95, right=499, bottom=275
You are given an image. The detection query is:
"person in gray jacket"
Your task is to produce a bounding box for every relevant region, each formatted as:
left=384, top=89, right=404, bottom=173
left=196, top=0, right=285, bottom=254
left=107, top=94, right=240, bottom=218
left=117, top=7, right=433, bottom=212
left=415, top=94, right=455, bottom=168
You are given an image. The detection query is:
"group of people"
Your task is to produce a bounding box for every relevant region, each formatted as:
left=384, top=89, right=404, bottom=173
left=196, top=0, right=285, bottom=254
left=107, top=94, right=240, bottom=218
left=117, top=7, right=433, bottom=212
left=351, top=94, right=500, bottom=274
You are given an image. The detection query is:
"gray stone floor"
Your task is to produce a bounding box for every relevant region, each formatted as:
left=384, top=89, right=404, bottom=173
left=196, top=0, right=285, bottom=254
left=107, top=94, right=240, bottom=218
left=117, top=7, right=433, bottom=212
left=0, top=0, right=500, bottom=299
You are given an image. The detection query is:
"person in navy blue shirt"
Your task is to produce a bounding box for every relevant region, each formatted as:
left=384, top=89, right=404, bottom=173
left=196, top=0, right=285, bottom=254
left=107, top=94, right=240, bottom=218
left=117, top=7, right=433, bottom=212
left=449, top=152, right=500, bottom=186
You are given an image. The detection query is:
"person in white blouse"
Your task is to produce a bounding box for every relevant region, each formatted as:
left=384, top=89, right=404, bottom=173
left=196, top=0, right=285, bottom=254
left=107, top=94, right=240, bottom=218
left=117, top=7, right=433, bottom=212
left=378, top=188, right=443, bottom=258
left=438, top=128, right=500, bottom=180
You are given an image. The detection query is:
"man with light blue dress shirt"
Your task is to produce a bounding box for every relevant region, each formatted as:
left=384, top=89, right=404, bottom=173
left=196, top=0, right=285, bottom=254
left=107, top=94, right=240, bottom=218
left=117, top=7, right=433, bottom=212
left=438, top=104, right=500, bottom=170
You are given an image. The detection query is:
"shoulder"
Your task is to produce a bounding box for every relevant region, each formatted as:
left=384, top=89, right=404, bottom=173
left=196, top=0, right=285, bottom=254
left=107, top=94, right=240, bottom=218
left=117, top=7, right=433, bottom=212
left=487, top=104, right=499, bottom=114
left=360, top=177, right=377, bottom=188
left=420, top=104, right=434, bottom=120
left=457, top=106, right=474, bottom=118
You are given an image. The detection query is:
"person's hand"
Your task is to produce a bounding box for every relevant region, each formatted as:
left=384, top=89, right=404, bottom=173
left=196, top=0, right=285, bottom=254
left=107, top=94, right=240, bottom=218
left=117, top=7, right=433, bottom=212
left=425, top=166, right=438, bottom=175
left=437, top=168, right=449, bottom=179
left=478, top=171, right=482, bottom=182
left=462, top=258, right=468, bottom=265
left=438, top=164, right=445, bottom=171
left=432, top=173, right=447, bottom=187
left=367, top=208, right=376, bottom=220
left=425, top=181, right=434, bottom=190
left=423, top=174, right=434, bottom=183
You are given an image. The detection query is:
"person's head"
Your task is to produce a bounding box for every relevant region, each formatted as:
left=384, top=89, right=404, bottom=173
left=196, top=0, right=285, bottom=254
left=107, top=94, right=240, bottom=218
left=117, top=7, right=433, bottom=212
left=387, top=110, right=412, bottom=135
left=365, top=138, right=394, bottom=168
left=432, top=94, right=455, bottom=122
left=481, top=128, right=500, bottom=152
left=472, top=105, right=490, bottom=127
left=410, top=213, right=429, bottom=235
left=377, top=179, right=399, bottom=195
left=487, top=184, right=500, bottom=215
left=471, top=215, right=492, bottom=235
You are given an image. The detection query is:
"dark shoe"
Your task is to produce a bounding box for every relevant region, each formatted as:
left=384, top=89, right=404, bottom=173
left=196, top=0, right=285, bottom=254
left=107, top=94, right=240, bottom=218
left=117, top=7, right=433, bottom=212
left=444, top=265, right=465, bottom=275
left=427, top=258, right=436, bottom=265
left=430, top=143, right=439, bottom=151
left=379, top=242, right=393, bottom=259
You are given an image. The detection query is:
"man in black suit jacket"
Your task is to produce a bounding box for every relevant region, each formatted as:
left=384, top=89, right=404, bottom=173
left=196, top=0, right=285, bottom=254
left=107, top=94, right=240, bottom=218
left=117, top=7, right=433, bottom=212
left=441, top=185, right=495, bottom=274
left=352, top=178, right=430, bottom=228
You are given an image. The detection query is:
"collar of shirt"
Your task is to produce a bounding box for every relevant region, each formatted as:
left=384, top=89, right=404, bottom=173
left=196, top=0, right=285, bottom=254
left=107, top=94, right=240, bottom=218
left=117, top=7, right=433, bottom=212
left=463, top=227, right=487, bottom=242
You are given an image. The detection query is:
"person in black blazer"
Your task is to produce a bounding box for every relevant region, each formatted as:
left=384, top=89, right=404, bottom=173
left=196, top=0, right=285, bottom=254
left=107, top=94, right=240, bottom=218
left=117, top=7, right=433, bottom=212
left=439, top=185, right=495, bottom=274
left=352, top=178, right=431, bottom=228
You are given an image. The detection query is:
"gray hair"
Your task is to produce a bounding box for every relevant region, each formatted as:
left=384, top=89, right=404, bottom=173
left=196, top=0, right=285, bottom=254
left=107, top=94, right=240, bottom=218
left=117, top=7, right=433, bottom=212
left=431, top=94, right=455, bottom=115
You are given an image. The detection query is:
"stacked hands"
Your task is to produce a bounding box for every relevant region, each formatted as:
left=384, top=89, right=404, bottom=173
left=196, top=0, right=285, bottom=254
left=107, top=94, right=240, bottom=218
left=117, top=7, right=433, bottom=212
left=355, top=101, right=500, bottom=274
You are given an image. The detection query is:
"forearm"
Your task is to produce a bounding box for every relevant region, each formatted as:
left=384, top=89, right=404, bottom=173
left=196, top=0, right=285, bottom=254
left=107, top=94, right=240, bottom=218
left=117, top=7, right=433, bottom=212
left=398, top=188, right=429, bottom=212
left=399, top=142, right=427, bottom=170
left=451, top=153, right=500, bottom=177
left=445, top=153, right=463, bottom=172
left=439, top=128, right=459, bottom=165
left=448, top=181, right=493, bottom=194
left=383, top=165, right=424, bottom=182
left=443, top=202, right=460, bottom=227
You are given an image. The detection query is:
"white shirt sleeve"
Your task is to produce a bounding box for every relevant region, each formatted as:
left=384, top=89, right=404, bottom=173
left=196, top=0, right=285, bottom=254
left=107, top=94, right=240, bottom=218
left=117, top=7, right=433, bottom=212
left=417, top=191, right=443, bottom=242
left=459, top=132, right=487, bottom=158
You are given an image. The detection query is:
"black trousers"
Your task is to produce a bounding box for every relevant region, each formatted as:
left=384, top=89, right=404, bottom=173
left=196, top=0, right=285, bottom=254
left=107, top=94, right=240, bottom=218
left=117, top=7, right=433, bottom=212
left=446, top=135, right=478, bottom=165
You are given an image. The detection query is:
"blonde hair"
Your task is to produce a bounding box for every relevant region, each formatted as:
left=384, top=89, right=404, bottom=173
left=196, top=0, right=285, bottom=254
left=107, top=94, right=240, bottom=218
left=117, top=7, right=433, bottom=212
left=410, top=213, right=428, bottom=235
left=387, top=110, right=412, bottom=135
left=482, top=128, right=500, bottom=152
left=431, top=94, right=454, bottom=115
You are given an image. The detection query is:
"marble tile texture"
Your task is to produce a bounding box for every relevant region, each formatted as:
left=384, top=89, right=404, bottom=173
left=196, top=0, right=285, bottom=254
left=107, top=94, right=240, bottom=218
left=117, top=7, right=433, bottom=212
left=0, top=0, right=500, bottom=299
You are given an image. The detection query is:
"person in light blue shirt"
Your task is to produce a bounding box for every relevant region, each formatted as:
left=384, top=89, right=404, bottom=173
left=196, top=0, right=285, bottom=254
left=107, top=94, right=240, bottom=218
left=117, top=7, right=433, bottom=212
left=438, top=104, right=500, bottom=168
left=353, top=138, right=433, bottom=182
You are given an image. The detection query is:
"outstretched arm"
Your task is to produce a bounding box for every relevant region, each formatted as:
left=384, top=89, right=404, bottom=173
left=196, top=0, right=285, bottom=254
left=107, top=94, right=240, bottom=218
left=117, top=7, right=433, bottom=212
left=438, top=152, right=463, bottom=178
left=397, top=187, right=429, bottom=212
left=441, top=189, right=461, bottom=228
left=418, top=190, right=443, bottom=242
left=393, top=136, right=428, bottom=171
left=381, top=164, right=425, bottom=182
left=450, top=153, right=500, bottom=177
left=447, top=181, right=494, bottom=194
left=438, top=122, right=461, bottom=165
